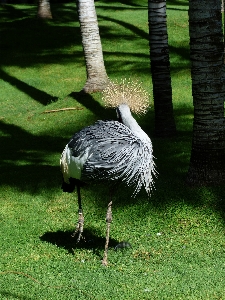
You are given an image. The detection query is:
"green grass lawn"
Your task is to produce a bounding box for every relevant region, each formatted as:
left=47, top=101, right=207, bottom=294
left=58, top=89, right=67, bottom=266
left=1, top=0, right=225, bottom=299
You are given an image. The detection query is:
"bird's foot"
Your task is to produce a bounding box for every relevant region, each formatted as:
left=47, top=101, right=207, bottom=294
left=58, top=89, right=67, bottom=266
left=71, top=209, right=84, bottom=243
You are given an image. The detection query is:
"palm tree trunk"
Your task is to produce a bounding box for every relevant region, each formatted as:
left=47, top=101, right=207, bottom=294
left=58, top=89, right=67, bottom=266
left=37, top=0, right=52, bottom=19
left=187, top=0, right=225, bottom=185
left=76, top=0, right=109, bottom=93
left=148, top=0, right=176, bottom=137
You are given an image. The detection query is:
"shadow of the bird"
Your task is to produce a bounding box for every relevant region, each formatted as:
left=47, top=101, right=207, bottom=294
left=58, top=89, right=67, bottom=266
left=40, top=228, right=119, bottom=257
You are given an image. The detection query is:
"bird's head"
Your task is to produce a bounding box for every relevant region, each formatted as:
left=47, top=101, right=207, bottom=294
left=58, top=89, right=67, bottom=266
left=102, top=78, right=150, bottom=115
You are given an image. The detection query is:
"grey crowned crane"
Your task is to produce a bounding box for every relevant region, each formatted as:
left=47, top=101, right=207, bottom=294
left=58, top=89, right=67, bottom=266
left=60, top=79, right=157, bottom=266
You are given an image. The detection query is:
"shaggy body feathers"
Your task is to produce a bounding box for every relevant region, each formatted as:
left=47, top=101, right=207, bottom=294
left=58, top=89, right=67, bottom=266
left=60, top=104, right=156, bottom=196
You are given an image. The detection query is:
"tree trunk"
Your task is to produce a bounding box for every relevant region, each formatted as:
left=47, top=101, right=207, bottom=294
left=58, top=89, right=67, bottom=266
left=37, top=0, right=52, bottom=19
left=76, top=0, right=109, bottom=93
left=148, top=0, right=176, bottom=137
left=223, top=0, right=225, bottom=63
left=187, top=0, right=225, bottom=185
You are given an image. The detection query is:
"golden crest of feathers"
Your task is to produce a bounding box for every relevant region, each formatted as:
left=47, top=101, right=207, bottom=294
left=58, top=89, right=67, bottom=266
left=102, top=78, right=149, bottom=115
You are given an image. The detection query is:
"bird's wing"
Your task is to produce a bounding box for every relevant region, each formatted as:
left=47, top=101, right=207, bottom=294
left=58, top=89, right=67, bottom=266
left=68, top=120, right=156, bottom=196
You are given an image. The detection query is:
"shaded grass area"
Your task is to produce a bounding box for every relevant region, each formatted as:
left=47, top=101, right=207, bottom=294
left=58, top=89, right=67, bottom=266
left=1, top=0, right=225, bottom=299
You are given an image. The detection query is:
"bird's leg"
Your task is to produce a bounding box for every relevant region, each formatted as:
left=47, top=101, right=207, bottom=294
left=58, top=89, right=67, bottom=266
left=71, top=181, right=84, bottom=242
left=102, top=201, right=112, bottom=266
left=72, top=208, right=84, bottom=242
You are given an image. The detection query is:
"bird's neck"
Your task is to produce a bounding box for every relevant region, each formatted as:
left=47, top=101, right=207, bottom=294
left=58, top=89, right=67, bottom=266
left=122, top=115, right=150, bottom=142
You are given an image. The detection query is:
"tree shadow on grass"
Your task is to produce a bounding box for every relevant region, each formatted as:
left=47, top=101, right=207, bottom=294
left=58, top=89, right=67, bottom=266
left=0, top=120, right=64, bottom=194
left=99, top=15, right=148, bottom=40
left=0, top=3, right=190, bottom=78
left=99, top=0, right=146, bottom=7
left=0, top=69, right=58, bottom=106
left=167, top=0, right=188, bottom=7
left=40, top=228, right=119, bottom=257
left=1, top=12, right=82, bottom=68
left=69, top=91, right=115, bottom=120
left=0, top=3, right=36, bottom=20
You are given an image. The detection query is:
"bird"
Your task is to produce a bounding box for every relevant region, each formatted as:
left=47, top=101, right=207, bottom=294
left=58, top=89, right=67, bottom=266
left=60, top=79, right=157, bottom=266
